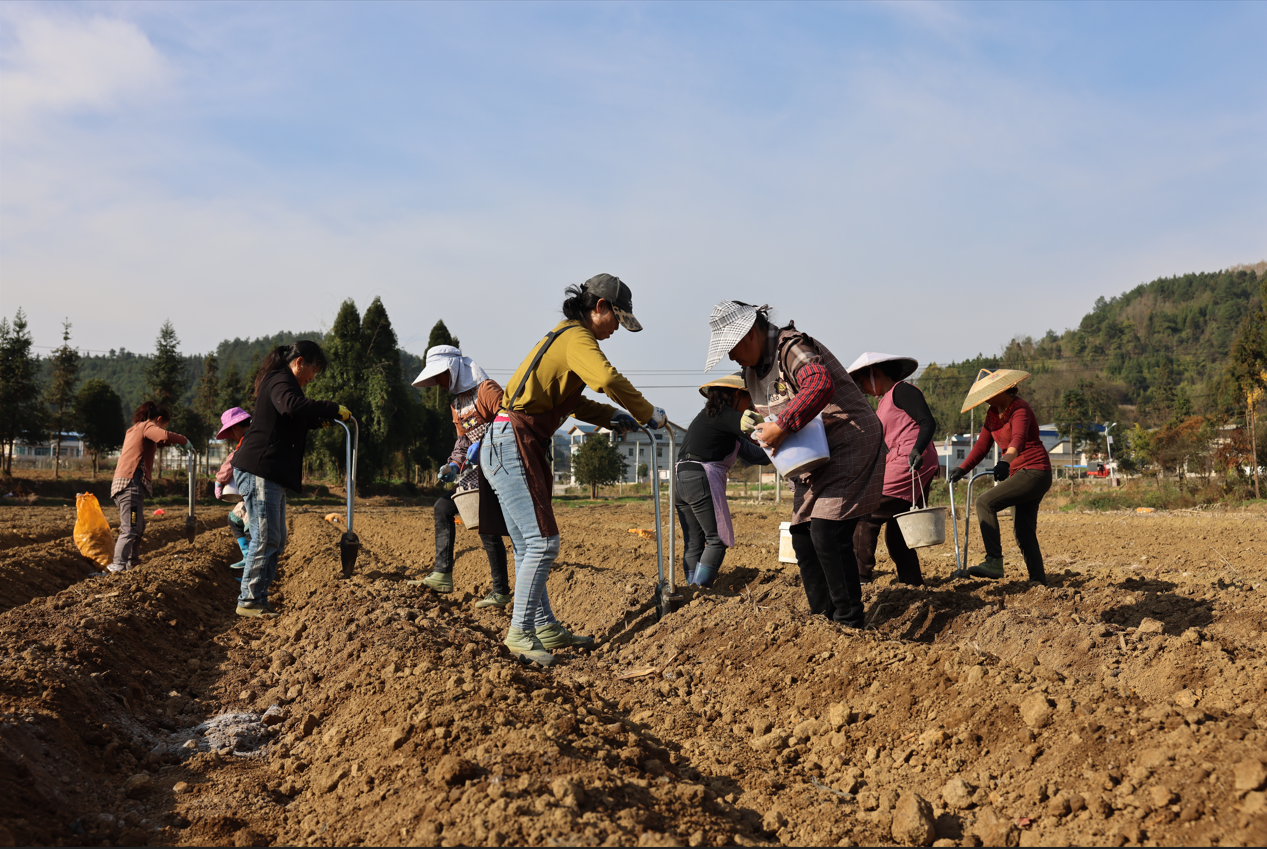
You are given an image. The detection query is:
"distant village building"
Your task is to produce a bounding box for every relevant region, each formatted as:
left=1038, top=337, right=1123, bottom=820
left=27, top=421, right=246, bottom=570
left=558, top=422, right=686, bottom=486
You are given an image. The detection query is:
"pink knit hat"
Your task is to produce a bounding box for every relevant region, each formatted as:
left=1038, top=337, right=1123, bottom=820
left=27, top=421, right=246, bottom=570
left=216, top=407, right=251, bottom=439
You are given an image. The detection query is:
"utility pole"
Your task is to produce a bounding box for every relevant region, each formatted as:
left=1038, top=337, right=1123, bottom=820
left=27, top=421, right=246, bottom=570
left=1105, top=422, right=1117, bottom=486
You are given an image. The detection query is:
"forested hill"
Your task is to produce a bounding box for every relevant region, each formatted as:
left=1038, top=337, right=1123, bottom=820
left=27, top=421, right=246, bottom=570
left=916, top=263, right=1265, bottom=438
left=40, top=331, right=425, bottom=414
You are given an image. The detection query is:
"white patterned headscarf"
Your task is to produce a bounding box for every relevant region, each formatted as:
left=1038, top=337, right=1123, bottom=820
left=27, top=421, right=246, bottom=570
left=705, top=301, right=770, bottom=372
left=411, top=345, right=490, bottom=395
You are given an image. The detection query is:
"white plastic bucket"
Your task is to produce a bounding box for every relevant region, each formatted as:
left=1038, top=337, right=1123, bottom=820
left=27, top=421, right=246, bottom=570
left=895, top=506, right=947, bottom=549
left=778, top=521, right=797, bottom=564
left=453, top=488, right=480, bottom=532
left=764, top=414, right=831, bottom=478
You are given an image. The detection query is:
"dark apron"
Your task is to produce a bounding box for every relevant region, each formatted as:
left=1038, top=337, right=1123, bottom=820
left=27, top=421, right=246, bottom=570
left=483, top=325, right=582, bottom=538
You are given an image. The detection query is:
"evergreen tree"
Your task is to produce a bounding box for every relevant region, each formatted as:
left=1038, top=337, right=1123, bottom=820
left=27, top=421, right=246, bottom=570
left=423, top=320, right=460, bottom=411
left=193, top=354, right=222, bottom=472
left=147, top=320, right=185, bottom=408
left=571, top=434, right=627, bottom=498
left=0, top=309, right=46, bottom=474
left=44, top=320, right=81, bottom=478
left=75, top=379, right=126, bottom=477
left=220, top=361, right=246, bottom=413
left=146, top=320, right=184, bottom=475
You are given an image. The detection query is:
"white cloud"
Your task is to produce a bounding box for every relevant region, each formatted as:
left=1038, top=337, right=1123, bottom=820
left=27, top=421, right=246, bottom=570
left=0, top=8, right=170, bottom=137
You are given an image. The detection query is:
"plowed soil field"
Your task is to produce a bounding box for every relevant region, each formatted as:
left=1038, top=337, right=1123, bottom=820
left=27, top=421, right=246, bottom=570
left=1, top=497, right=1265, bottom=847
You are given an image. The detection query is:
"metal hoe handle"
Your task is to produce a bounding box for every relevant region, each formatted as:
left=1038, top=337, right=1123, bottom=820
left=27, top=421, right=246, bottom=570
left=639, top=424, right=664, bottom=591
left=664, top=422, right=677, bottom=594
left=961, top=470, right=994, bottom=570
left=185, top=447, right=197, bottom=543
left=331, top=417, right=359, bottom=533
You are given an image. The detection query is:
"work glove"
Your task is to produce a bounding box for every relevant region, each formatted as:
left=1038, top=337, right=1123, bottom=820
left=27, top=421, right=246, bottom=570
left=438, top=463, right=459, bottom=483
left=739, top=410, right=761, bottom=434
left=338, top=405, right=352, bottom=421
left=647, top=407, right=668, bottom=430
left=948, top=467, right=968, bottom=484
left=908, top=448, right=923, bottom=470
left=609, top=412, right=639, bottom=434
left=991, top=460, right=1011, bottom=482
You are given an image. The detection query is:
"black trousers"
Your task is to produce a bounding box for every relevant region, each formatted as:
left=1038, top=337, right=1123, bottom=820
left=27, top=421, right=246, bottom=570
left=789, top=517, right=864, bottom=629
left=853, top=493, right=926, bottom=586
left=976, top=468, right=1051, bottom=581
left=675, top=465, right=727, bottom=574
left=433, top=494, right=510, bottom=595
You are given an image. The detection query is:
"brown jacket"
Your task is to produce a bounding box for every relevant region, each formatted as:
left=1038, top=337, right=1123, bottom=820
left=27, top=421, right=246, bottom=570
left=110, top=421, right=187, bottom=498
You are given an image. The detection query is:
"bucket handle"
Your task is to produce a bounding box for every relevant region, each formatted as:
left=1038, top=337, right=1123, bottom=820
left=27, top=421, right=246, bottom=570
left=909, top=455, right=928, bottom=511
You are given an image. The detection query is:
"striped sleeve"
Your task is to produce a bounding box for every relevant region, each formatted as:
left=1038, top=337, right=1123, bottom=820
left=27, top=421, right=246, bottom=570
left=777, top=362, right=834, bottom=431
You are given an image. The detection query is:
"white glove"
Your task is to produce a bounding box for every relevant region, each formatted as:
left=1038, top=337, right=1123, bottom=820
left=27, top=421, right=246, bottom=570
left=647, top=407, right=668, bottom=430
left=740, top=410, right=761, bottom=434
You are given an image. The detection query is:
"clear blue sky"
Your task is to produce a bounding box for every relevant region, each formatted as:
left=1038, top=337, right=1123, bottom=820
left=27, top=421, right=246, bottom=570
left=2, top=0, right=1264, bottom=423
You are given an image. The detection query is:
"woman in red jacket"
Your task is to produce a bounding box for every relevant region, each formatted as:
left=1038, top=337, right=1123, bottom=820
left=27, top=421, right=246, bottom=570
left=949, top=369, right=1052, bottom=585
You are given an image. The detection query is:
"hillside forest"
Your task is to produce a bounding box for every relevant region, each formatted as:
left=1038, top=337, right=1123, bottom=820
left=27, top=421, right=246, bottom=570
left=2, top=263, right=1266, bottom=494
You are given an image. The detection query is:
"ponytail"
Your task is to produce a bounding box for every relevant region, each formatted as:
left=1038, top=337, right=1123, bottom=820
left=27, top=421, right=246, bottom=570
left=254, top=340, right=329, bottom=395
left=561, top=284, right=602, bottom=323
left=132, top=401, right=170, bottom=424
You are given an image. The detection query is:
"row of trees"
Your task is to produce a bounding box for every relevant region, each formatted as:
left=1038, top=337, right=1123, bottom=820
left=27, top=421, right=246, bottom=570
left=0, top=300, right=464, bottom=485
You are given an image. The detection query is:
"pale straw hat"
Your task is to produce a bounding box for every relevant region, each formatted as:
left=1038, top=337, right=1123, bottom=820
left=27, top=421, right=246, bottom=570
left=845, top=352, right=919, bottom=380
left=960, top=368, right=1030, bottom=413
left=698, top=372, right=748, bottom=398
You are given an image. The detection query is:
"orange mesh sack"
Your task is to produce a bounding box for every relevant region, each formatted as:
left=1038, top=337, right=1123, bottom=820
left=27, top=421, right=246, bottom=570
left=74, top=492, right=114, bottom=568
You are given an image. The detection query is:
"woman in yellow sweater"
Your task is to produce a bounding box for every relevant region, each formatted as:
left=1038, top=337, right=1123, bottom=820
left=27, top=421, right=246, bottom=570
left=482, top=274, right=666, bottom=666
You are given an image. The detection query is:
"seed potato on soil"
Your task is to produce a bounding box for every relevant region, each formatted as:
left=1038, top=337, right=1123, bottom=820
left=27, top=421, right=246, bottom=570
left=0, top=500, right=1265, bottom=847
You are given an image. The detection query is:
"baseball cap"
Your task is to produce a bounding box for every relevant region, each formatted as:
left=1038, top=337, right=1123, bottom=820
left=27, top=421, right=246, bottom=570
left=582, top=273, right=642, bottom=332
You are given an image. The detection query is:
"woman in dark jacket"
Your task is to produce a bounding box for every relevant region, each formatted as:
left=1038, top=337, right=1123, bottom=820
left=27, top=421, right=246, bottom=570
left=675, top=373, right=769, bottom=589
left=231, top=340, right=348, bottom=617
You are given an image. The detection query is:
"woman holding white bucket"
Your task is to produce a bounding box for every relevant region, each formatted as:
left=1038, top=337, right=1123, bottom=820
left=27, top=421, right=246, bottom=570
left=948, top=369, right=1052, bottom=585
left=410, top=345, right=511, bottom=610
left=675, top=373, right=771, bottom=589
left=846, top=353, right=939, bottom=586
left=706, top=302, right=885, bottom=629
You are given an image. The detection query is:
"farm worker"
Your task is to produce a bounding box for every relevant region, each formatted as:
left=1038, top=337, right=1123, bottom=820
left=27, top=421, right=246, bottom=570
left=706, top=301, right=885, bottom=629
left=846, top=352, right=939, bottom=586
left=107, top=401, right=189, bottom=573
left=231, top=341, right=348, bottom=617
left=949, top=369, right=1052, bottom=585
left=482, top=274, right=667, bottom=665
left=409, top=345, right=512, bottom=610
left=214, top=407, right=252, bottom=580
left=675, top=372, right=770, bottom=589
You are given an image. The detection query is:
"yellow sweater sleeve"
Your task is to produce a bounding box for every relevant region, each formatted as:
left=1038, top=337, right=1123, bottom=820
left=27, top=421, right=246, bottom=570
left=566, top=330, right=654, bottom=424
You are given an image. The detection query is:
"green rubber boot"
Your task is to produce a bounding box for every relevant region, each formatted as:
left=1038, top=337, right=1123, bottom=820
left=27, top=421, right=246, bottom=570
left=966, top=555, right=1005, bottom=579
left=406, top=571, right=454, bottom=593
left=473, top=591, right=513, bottom=610
left=505, top=628, right=555, bottom=666
left=536, top=622, right=595, bottom=650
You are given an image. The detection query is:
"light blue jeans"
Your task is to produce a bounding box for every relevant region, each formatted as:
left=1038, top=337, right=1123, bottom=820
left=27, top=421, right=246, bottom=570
left=233, top=468, right=287, bottom=608
left=481, top=421, right=560, bottom=632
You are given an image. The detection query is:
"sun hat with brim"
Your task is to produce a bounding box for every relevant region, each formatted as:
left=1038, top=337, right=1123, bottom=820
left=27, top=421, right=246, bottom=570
left=216, top=407, right=251, bottom=440
left=960, top=368, right=1031, bottom=413
left=698, top=372, right=748, bottom=398
left=705, top=301, right=769, bottom=372
left=844, top=352, right=919, bottom=380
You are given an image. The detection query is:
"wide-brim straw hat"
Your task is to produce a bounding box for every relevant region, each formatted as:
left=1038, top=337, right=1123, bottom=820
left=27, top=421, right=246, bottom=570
left=705, top=301, right=768, bottom=372
left=698, top=372, right=748, bottom=398
left=845, top=352, right=919, bottom=380
left=960, top=368, right=1030, bottom=413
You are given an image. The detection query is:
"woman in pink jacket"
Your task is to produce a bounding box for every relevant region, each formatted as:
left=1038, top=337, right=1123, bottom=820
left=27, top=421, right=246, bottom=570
left=847, top=353, right=938, bottom=586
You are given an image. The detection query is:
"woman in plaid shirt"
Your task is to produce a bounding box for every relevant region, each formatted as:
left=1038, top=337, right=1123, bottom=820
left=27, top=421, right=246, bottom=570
left=706, top=301, right=885, bottom=629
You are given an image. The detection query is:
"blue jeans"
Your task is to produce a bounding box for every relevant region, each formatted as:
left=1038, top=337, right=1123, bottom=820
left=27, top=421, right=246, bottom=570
left=481, top=421, right=560, bottom=632
left=234, top=468, right=287, bottom=608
